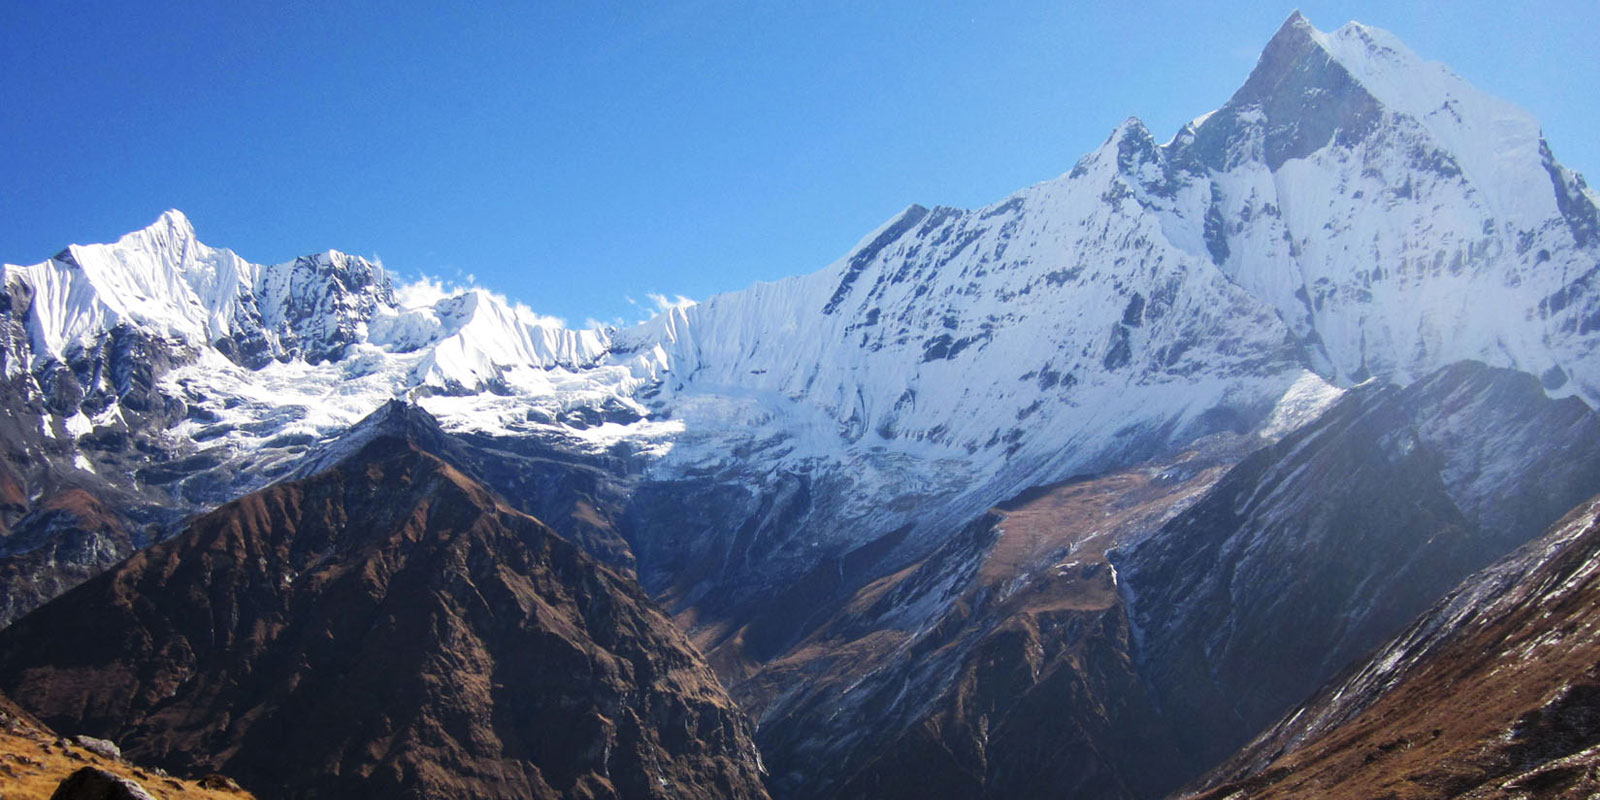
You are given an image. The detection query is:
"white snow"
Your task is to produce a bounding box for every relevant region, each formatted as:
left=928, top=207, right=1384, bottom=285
left=1258, top=371, right=1345, bottom=442
left=62, top=412, right=93, bottom=439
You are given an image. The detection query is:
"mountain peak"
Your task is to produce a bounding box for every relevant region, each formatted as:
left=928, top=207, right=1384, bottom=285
left=1113, top=115, right=1151, bottom=138
left=133, top=208, right=196, bottom=247
left=1177, top=12, right=1384, bottom=172
left=286, top=399, right=463, bottom=482
left=155, top=208, right=192, bottom=230
left=1255, top=13, right=1398, bottom=80
left=92, top=209, right=200, bottom=263
left=0, top=400, right=770, bottom=799
left=1278, top=9, right=1312, bottom=34
left=1235, top=12, right=1337, bottom=107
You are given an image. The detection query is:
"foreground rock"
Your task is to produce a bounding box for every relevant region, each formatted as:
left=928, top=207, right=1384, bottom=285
left=50, top=767, right=157, bottom=800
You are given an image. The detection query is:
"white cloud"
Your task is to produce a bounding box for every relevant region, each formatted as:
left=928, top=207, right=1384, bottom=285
left=394, top=274, right=456, bottom=309
left=509, top=298, right=566, bottom=329
left=646, top=292, right=697, bottom=312
left=392, top=272, right=567, bottom=329
left=584, top=316, right=625, bottom=331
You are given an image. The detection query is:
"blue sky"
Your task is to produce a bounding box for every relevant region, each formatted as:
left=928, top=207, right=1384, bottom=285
left=3, top=1, right=1595, bottom=327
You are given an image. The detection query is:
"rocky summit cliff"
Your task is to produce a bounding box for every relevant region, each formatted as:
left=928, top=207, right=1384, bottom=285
left=0, top=402, right=768, bottom=800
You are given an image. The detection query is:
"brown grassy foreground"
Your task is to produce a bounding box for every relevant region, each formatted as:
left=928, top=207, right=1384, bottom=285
left=0, top=693, right=252, bottom=800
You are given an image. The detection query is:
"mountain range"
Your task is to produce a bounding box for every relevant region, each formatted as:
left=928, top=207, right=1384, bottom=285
left=1, top=11, right=1598, bottom=799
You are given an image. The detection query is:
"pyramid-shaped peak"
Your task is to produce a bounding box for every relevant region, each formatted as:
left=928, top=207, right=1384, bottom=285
left=283, top=399, right=466, bottom=484
left=1235, top=12, right=1337, bottom=105
left=1179, top=13, right=1446, bottom=171
left=1280, top=10, right=1312, bottom=33
left=156, top=208, right=192, bottom=228
left=1236, top=15, right=1455, bottom=117
left=143, top=209, right=197, bottom=241
left=336, top=398, right=454, bottom=454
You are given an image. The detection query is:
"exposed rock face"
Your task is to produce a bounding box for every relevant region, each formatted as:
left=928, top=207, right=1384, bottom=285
left=0, top=406, right=768, bottom=800
left=0, top=489, right=139, bottom=628
left=1188, top=495, right=1600, bottom=799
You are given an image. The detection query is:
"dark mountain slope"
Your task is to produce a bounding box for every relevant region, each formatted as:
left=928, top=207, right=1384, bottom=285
left=0, top=488, right=136, bottom=627
left=0, top=406, right=767, bottom=800
left=1121, top=361, right=1600, bottom=780
left=1189, top=494, right=1600, bottom=799
left=733, top=433, right=1255, bottom=800
left=289, top=399, right=638, bottom=571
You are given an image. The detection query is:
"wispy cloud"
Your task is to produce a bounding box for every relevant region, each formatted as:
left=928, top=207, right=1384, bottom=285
left=394, top=274, right=455, bottom=309
left=646, top=292, right=696, bottom=312
left=393, top=272, right=567, bottom=329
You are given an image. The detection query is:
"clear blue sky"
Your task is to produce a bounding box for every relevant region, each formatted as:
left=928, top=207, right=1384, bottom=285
left=3, top=1, right=1595, bottom=327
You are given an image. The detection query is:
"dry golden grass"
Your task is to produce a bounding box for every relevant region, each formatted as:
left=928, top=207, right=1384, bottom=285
left=0, top=697, right=253, bottom=800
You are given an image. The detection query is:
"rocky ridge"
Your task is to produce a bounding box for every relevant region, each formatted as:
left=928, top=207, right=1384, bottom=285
left=711, top=360, right=1600, bottom=798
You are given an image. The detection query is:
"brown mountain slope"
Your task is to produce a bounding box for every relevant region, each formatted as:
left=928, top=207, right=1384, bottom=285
left=1188, top=495, right=1600, bottom=799
left=0, top=411, right=768, bottom=800
left=732, top=432, right=1253, bottom=800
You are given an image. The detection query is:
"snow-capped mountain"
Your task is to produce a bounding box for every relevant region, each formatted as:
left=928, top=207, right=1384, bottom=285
left=1157, top=13, right=1600, bottom=394
left=3, top=13, right=1597, bottom=621
left=2, top=11, right=1598, bottom=800
left=11, top=209, right=391, bottom=370
left=7, top=208, right=613, bottom=392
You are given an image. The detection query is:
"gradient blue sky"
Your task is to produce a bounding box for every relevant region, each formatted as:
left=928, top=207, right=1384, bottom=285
left=4, top=1, right=1595, bottom=327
